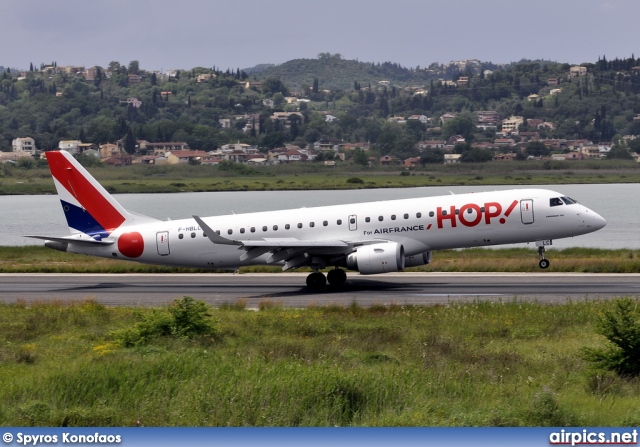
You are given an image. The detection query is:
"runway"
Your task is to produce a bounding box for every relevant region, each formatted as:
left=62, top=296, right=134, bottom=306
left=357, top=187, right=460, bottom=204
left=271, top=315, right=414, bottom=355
left=1, top=272, right=639, bottom=307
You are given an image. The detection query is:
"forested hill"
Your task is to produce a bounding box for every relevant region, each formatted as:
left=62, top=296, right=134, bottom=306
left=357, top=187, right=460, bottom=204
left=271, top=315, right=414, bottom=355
left=252, top=53, right=496, bottom=91
left=1, top=54, right=640, bottom=159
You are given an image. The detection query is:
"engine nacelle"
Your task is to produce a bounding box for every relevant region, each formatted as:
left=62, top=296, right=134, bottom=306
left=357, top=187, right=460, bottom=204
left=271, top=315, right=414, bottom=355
left=404, top=251, right=432, bottom=268
left=346, top=242, right=405, bottom=274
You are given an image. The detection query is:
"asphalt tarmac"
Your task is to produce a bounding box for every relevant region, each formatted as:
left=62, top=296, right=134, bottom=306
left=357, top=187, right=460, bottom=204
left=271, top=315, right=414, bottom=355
left=1, top=272, right=639, bottom=307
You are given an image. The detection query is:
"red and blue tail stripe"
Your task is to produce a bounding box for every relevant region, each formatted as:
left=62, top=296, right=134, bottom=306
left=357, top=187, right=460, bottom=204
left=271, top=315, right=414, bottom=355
left=46, top=151, right=126, bottom=239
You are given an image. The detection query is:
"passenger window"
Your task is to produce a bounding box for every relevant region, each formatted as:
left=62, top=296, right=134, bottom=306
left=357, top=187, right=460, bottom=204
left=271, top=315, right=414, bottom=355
left=442, top=210, right=448, bottom=216
left=215, top=230, right=220, bottom=235
left=323, top=221, right=328, bottom=226
left=404, top=213, right=409, bottom=219
left=297, top=223, right=303, bottom=228
left=309, top=222, right=315, bottom=228
left=262, top=226, right=267, bottom=232
left=455, top=209, right=460, bottom=215
left=203, top=233, right=207, bottom=237
left=250, top=227, right=255, bottom=233
left=429, top=211, right=434, bottom=217
left=550, top=198, right=563, bottom=207
left=179, top=234, right=184, bottom=239
left=337, top=219, right=342, bottom=225
left=417, top=212, right=422, bottom=218
left=365, top=217, right=370, bottom=223
left=273, top=225, right=278, bottom=231
left=227, top=229, right=233, bottom=235
left=349, top=218, right=355, bottom=224
left=191, top=232, right=196, bottom=238
left=391, top=215, right=396, bottom=220
left=285, top=224, right=290, bottom=230
left=378, top=216, right=383, bottom=221
left=240, top=228, right=245, bottom=234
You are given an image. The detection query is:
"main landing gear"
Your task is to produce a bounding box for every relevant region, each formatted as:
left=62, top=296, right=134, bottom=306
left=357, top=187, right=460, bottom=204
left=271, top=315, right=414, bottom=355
left=538, top=246, right=550, bottom=269
left=306, top=268, right=347, bottom=290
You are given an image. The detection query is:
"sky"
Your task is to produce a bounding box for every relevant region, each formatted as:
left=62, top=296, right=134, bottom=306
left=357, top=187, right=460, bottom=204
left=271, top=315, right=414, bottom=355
left=1, top=0, right=638, bottom=72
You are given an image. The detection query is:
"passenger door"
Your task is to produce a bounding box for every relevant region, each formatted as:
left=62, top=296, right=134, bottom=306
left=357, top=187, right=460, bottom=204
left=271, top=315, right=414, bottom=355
left=520, top=200, right=534, bottom=224
left=156, top=231, right=170, bottom=255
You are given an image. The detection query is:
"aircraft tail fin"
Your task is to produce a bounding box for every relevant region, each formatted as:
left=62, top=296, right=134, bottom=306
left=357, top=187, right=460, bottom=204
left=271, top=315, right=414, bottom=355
left=45, top=150, right=158, bottom=240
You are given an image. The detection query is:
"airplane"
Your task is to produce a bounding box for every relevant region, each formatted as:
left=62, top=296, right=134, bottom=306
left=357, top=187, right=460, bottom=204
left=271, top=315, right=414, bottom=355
left=28, top=150, right=606, bottom=289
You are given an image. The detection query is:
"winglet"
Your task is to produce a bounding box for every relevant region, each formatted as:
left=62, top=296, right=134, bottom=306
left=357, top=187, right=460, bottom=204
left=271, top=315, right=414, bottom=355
left=192, top=215, right=242, bottom=246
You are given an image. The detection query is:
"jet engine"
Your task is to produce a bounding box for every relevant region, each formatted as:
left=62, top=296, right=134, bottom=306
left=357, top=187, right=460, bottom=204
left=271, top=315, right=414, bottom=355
left=346, top=242, right=405, bottom=274
left=404, top=251, right=432, bottom=267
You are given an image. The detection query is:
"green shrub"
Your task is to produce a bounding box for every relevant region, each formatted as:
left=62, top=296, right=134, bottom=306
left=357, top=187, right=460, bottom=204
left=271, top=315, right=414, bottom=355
left=112, top=297, right=217, bottom=346
left=582, top=299, right=640, bottom=376
left=346, top=177, right=364, bottom=184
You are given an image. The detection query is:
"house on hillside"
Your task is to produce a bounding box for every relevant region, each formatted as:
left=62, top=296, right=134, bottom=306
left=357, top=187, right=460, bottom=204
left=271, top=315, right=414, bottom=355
left=12, top=137, right=36, bottom=155
left=380, top=155, right=401, bottom=166
left=165, top=150, right=208, bottom=164
left=58, top=140, right=82, bottom=155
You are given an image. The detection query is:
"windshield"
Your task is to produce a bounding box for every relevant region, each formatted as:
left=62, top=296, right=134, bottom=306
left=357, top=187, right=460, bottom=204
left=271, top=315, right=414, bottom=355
left=560, top=196, right=577, bottom=205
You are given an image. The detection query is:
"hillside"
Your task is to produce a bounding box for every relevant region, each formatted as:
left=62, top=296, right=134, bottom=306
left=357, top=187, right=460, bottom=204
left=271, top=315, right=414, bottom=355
left=1, top=54, right=640, bottom=163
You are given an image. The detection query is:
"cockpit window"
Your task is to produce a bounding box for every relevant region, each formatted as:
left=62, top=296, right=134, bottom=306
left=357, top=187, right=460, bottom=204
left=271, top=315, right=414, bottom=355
left=550, top=197, right=563, bottom=207
left=560, top=196, right=577, bottom=205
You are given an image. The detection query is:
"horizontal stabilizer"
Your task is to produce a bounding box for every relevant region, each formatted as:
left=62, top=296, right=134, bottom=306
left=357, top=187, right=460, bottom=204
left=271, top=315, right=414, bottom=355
left=25, top=235, right=115, bottom=246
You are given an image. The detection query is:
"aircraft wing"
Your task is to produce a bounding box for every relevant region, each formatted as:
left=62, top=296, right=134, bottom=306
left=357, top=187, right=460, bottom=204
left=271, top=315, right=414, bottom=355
left=241, top=239, right=350, bottom=248
left=193, top=215, right=376, bottom=270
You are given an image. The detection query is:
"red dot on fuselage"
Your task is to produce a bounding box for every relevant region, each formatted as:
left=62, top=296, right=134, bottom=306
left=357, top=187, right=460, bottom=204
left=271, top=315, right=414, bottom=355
left=499, top=218, right=506, bottom=224
left=118, top=232, right=144, bottom=258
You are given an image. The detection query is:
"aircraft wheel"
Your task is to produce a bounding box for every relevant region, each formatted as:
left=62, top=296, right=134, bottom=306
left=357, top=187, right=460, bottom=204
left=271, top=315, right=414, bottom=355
left=306, top=272, right=327, bottom=290
left=539, top=259, right=550, bottom=269
left=327, top=268, right=347, bottom=287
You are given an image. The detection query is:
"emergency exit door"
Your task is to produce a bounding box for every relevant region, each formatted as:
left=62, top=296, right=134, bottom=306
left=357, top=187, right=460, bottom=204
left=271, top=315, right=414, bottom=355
left=348, top=215, right=357, bottom=231
left=520, top=200, right=534, bottom=224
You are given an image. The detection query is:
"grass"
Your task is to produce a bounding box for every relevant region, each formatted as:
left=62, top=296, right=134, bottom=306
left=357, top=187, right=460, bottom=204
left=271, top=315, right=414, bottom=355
left=2, top=159, right=640, bottom=195
left=2, top=246, right=640, bottom=273
left=2, top=298, right=640, bottom=426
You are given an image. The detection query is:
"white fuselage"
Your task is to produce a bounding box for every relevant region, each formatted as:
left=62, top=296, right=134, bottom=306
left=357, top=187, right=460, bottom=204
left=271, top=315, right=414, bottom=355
left=66, top=188, right=606, bottom=271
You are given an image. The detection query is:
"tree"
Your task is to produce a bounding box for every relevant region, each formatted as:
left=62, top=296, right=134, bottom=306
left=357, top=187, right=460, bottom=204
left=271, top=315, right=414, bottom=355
left=606, top=141, right=634, bottom=160
left=420, top=150, right=444, bottom=164
left=262, top=77, right=289, bottom=96
left=351, top=148, right=369, bottom=166
left=525, top=141, right=550, bottom=157
left=627, top=120, right=640, bottom=136
left=123, top=129, right=137, bottom=154
left=460, top=148, right=493, bottom=162
left=442, top=116, right=475, bottom=141
left=108, top=61, right=122, bottom=73
left=583, top=299, right=640, bottom=376
left=128, top=60, right=140, bottom=75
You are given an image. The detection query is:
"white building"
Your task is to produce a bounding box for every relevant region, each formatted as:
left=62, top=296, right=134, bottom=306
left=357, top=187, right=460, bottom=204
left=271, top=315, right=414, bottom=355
left=12, top=137, right=36, bottom=155
left=58, top=140, right=82, bottom=155
left=501, top=116, right=524, bottom=133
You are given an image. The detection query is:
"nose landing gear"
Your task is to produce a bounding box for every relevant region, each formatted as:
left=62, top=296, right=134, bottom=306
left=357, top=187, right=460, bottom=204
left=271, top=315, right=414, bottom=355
left=538, top=245, right=550, bottom=269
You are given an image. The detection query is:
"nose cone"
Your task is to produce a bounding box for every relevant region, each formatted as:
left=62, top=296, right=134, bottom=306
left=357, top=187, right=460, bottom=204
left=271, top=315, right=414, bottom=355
left=583, top=207, right=606, bottom=231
